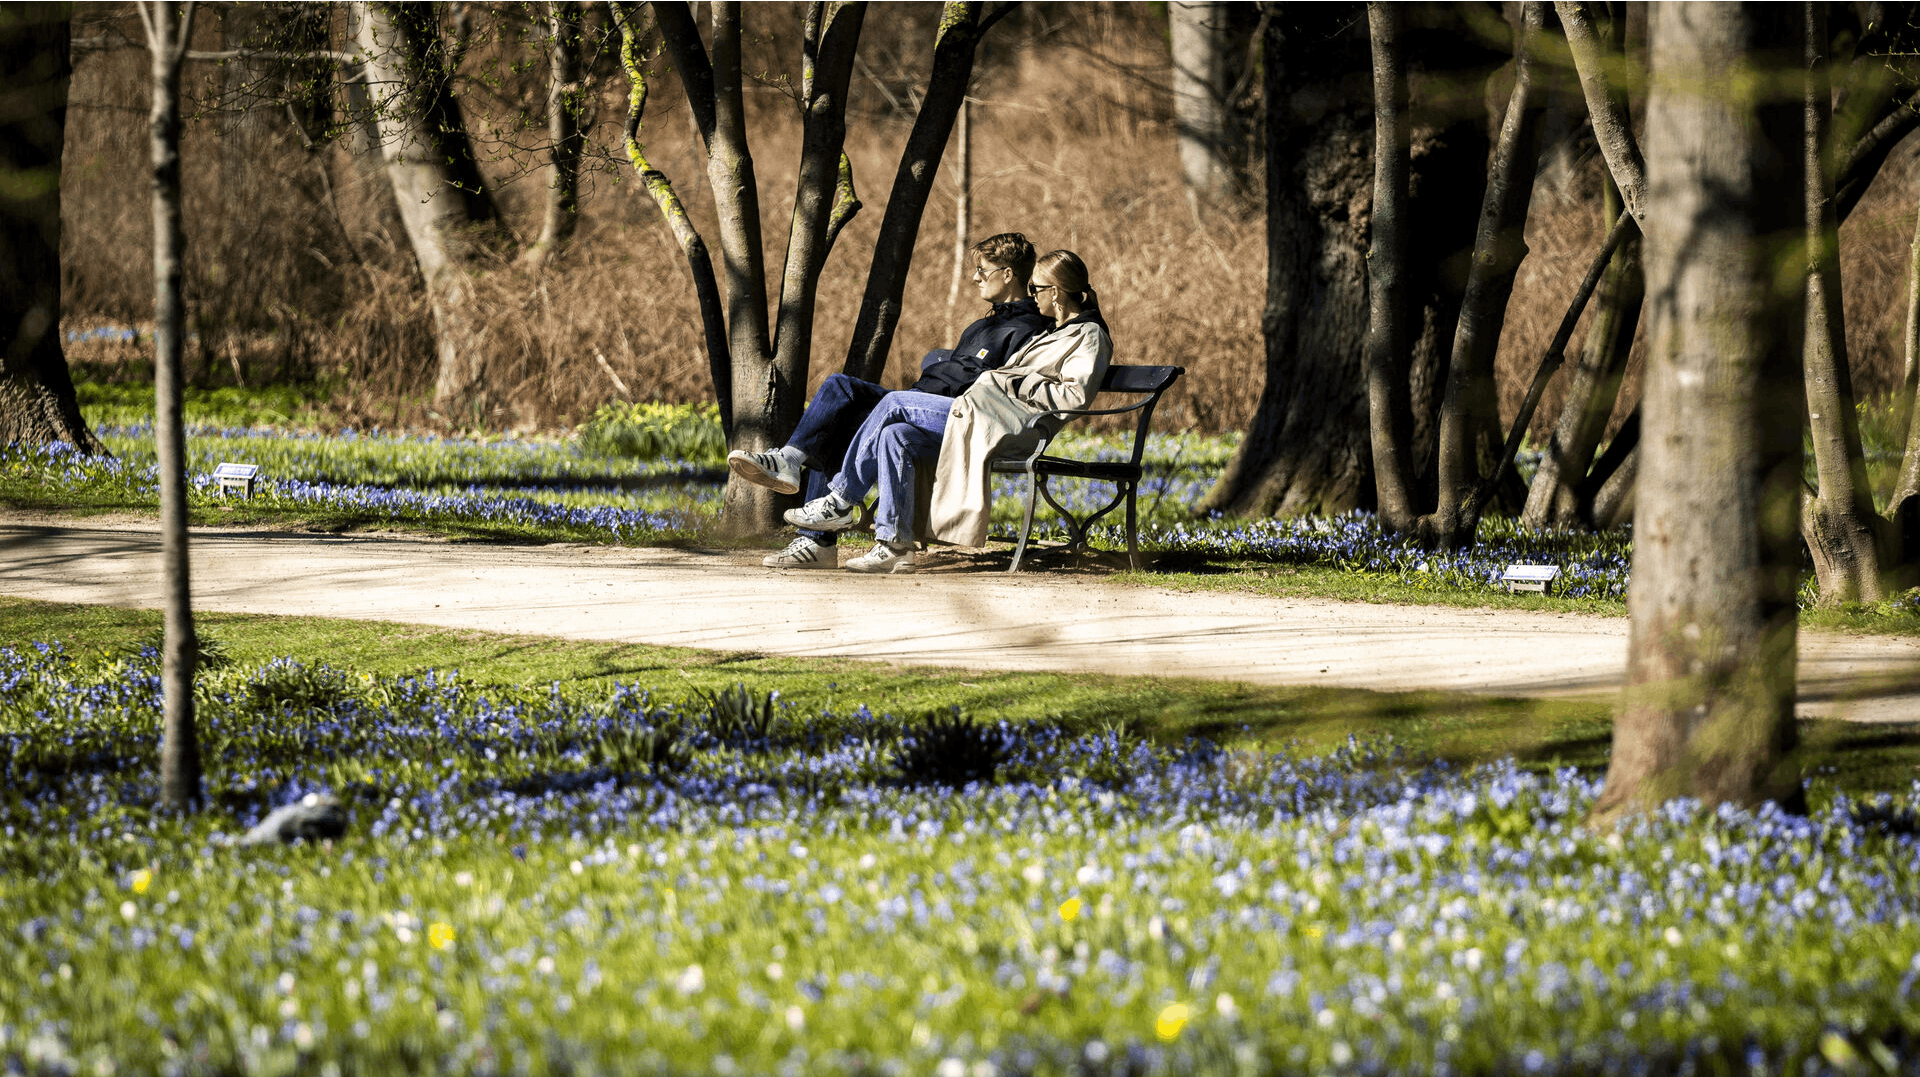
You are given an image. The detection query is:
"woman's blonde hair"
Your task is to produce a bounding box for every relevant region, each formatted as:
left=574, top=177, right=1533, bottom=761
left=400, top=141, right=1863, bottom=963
left=1034, top=250, right=1098, bottom=311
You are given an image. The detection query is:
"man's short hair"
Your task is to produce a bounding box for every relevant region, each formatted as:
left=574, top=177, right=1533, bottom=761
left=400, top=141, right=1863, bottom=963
left=973, top=232, right=1037, bottom=288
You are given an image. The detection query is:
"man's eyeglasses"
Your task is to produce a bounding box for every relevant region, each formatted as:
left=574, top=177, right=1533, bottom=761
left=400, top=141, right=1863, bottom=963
left=971, top=264, right=1010, bottom=281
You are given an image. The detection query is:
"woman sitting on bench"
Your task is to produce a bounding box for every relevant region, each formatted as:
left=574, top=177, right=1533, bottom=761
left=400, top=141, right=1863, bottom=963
left=784, top=250, right=1113, bottom=574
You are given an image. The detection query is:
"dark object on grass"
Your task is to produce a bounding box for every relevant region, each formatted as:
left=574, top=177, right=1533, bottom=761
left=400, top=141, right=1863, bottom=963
left=588, top=722, right=688, bottom=774
left=892, top=709, right=1010, bottom=788
left=700, top=683, right=781, bottom=746
left=240, top=793, right=348, bottom=846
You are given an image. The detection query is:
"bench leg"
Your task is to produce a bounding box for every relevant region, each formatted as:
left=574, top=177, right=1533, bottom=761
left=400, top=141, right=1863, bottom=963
left=1126, top=480, right=1138, bottom=571
left=1008, top=469, right=1040, bottom=573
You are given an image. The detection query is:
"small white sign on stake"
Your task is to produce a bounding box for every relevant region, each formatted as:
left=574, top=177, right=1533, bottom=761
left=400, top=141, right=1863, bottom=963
left=1501, top=564, right=1560, bottom=594
left=213, top=462, right=259, bottom=498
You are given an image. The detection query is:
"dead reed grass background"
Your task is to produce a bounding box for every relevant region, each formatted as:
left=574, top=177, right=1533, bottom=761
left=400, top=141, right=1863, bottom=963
left=56, top=3, right=1920, bottom=442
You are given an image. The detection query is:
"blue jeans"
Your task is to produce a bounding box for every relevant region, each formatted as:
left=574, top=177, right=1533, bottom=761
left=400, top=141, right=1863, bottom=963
left=786, top=373, right=890, bottom=546
left=827, top=390, right=950, bottom=545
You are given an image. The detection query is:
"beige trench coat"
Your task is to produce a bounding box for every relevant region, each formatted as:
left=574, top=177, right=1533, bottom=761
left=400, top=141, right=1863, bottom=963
left=927, top=318, right=1112, bottom=547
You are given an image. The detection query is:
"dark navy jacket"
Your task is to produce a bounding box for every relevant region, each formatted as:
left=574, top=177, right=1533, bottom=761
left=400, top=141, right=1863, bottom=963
left=910, top=298, right=1055, bottom=396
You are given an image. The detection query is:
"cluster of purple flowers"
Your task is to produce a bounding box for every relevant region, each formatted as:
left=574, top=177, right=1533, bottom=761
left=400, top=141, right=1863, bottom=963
left=3, top=641, right=1920, bottom=1075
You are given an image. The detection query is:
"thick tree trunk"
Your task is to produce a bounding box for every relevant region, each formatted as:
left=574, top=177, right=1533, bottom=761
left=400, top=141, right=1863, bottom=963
left=1800, top=2, right=1887, bottom=606
left=1361, top=3, right=1419, bottom=532
left=138, top=0, right=203, bottom=813
left=1426, top=1, right=1548, bottom=547
left=1168, top=2, right=1257, bottom=220
left=521, top=0, right=585, bottom=269
left=841, top=1, right=1000, bottom=384
left=1596, top=2, right=1805, bottom=820
left=0, top=7, right=101, bottom=454
left=353, top=2, right=499, bottom=414
left=1198, top=7, right=1488, bottom=520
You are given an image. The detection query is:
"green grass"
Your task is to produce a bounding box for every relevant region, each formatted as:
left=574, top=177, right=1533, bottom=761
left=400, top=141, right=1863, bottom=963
left=5, top=599, right=1920, bottom=1074
left=6, top=596, right=1918, bottom=794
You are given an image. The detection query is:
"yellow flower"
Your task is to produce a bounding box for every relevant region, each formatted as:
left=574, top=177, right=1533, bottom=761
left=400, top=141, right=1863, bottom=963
left=1154, top=1002, right=1190, bottom=1042
left=130, top=869, right=152, bottom=895
left=427, top=922, right=455, bottom=951
left=1304, top=925, right=1323, bottom=938
left=1057, top=898, right=1082, bottom=923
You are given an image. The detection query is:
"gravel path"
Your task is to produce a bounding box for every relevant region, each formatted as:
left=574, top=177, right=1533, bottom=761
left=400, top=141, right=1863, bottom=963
left=4, top=517, right=1918, bottom=722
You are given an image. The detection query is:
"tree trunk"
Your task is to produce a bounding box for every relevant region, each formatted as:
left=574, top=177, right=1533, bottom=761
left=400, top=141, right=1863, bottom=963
left=1426, top=0, right=1549, bottom=547
left=353, top=1, right=499, bottom=414
left=521, top=0, right=585, bottom=269
left=841, top=1, right=1000, bottom=384
left=944, top=95, right=971, bottom=344
left=1893, top=198, right=1920, bottom=553
left=750, top=1, right=866, bottom=533
left=1361, top=3, right=1419, bottom=532
left=0, top=6, right=101, bottom=454
left=1520, top=174, right=1644, bottom=530
left=1168, top=1, right=1250, bottom=220
left=1557, top=0, right=1647, bottom=224
left=1595, top=2, right=1805, bottom=820
left=1800, top=2, right=1887, bottom=606
left=1198, top=7, right=1489, bottom=520
left=612, top=2, right=731, bottom=436
left=138, top=0, right=203, bottom=813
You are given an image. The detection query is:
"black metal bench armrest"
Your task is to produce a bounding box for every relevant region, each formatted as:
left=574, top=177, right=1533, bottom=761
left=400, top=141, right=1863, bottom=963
left=1016, top=395, right=1158, bottom=434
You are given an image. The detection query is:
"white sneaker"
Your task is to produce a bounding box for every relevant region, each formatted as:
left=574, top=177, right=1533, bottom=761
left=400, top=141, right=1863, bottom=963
left=763, top=535, right=836, bottom=569
left=728, top=448, right=802, bottom=495
left=846, top=542, right=916, bottom=574
left=783, top=494, right=863, bottom=532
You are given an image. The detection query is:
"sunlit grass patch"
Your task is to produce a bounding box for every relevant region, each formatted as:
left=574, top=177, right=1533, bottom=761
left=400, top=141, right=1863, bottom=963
left=2, top=635, right=1919, bottom=1075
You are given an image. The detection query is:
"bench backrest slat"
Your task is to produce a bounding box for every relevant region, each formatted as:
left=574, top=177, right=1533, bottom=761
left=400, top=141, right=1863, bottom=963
left=1091, top=364, right=1185, bottom=470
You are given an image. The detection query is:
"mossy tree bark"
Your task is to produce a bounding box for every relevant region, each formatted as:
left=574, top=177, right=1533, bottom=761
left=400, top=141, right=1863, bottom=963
left=1595, top=2, right=1806, bottom=821
left=0, top=5, right=102, bottom=455
left=630, top=1, right=868, bottom=535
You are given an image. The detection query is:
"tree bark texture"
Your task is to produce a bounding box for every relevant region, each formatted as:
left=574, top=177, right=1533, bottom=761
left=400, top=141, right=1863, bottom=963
left=522, top=0, right=586, bottom=268
left=1426, top=0, right=1549, bottom=547
left=1361, top=3, right=1419, bottom=532
left=138, top=0, right=203, bottom=813
left=754, top=0, right=866, bottom=528
left=1597, top=2, right=1805, bottom=820
left=1800, top=1, right=1887, bottom=606
left=1521, top=175, right=1644, bottom=530
left=0, top=6, right=101, bottom=454
left=1168, top=2, right=1259, bottom=219
left=841, top=1, right=995, bottom=385
left=1557, top=0, right=1648, bottom=224
left=1894, top=199, right=1920, bottom=552
left=1198, top=5, right=1490, bottom=521
left=353, top=1, right=499, bottom=413
left=613, top=2, right=731, bottom=435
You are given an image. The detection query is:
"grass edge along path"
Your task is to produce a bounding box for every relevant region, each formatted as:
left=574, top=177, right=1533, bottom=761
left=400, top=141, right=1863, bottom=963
left=6, top=595, right=1918, bottom=793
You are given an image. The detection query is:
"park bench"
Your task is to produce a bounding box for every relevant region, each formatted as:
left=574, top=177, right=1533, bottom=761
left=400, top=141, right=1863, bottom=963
left=989, top=363, right=1185, bottom=573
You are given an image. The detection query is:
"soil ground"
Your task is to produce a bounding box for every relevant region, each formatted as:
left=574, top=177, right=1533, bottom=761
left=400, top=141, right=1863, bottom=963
left=4, top=515, right=1918, bottom=722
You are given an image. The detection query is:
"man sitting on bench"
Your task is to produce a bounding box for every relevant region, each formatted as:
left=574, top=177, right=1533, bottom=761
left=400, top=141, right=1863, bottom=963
left=727, top=232, right=1054, bottom=568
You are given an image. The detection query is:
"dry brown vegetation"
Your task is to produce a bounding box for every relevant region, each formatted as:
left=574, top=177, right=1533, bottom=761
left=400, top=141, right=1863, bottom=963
left=57, top=3, right=1920, bottom=442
